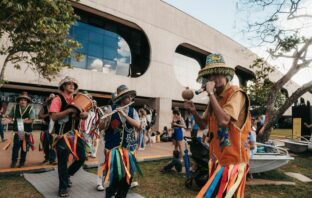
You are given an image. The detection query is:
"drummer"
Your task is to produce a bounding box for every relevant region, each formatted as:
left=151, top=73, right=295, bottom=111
left=99, top=85, right=142, bottom=198
left=2, top=91, right=35, bottom=168
left=49, top=76, right=88, bottom=197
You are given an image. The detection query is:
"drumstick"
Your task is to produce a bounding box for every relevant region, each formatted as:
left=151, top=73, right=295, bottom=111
left=101, top=101, right=134, bottom=119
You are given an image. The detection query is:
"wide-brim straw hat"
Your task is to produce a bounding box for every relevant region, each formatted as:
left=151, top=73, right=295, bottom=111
left=16, top=91, right=32, bottom=103
left=113, top=85, right=136, bottom=104
left=59, top=76, right=79, bottom=91
left=197, top=53, right=235, bottom=83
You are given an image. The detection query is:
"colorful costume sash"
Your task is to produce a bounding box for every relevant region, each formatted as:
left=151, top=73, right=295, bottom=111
left=197, top=85, right=251, bottom=198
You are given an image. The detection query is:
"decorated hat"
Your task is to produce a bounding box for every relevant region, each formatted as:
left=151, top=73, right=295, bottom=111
left=197, top=53, right=235, bottom=83
left=59, top=76, right=79, bottom=91
left=113, top=85, right=136, bottom=104
left=16, top=91, right=32, bottom=103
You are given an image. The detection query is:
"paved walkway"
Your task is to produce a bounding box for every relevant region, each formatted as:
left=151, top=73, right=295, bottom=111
left=0, top=130, right=196, bottom=173
left=24, top=169, right=143, bottom=198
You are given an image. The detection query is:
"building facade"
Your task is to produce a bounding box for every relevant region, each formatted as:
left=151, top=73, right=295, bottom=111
left=1, top=0, right=311, bottom=130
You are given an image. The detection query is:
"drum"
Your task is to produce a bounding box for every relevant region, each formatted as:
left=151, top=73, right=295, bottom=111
left=68, top=94, right=93, bottom=113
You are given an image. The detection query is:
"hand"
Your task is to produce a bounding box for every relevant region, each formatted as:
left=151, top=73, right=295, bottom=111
left=1, top=118, right=11, bottom=125
left=23, top=118, right=29, bottom=122
left=206, top=81, right=215, bottom=93
left=184, top=101, right=196, bottom=113
left=80, top=111, right=88, bottom=120
left=67, top=107, right=78, bottom=114
left=116, top=108, right=127, bottom=118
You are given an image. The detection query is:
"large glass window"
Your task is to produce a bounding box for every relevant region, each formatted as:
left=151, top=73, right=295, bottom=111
left=173, top=53, right=202, bottom=89
left=68, top=22, right=131, bottom=76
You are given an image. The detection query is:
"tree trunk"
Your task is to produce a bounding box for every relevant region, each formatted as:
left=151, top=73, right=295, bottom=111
left=259, top=80, right=312, bottom=142
left=0, top=54, right=10, bottom=88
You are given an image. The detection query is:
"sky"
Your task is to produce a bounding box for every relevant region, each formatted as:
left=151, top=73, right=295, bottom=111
left=162, top=0, right=312, bottom=86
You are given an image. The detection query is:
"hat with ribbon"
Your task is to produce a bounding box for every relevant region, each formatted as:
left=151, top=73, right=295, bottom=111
left=16, top=91, right=32, bottom=103
left=197, top=53, right=234, bottom=83
left=59, top=76, right=79, bottom=91
left=113, top=85, right=136, bottom=104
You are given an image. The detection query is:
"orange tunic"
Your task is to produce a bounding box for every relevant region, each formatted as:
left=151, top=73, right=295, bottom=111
left=197, top=85, right=251, bottom=198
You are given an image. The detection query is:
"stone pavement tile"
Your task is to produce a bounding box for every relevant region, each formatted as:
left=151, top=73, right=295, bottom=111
left=285, top=172, right=312, bottom=183
left=24, top=168, right=144, bottom=198
left=247, top=179, right=296, bottom=186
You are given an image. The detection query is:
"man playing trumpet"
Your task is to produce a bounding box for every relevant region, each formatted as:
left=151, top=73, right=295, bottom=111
left=184, top=53, right=251, bottom=198
left=98, top=84, right=141, bottom=198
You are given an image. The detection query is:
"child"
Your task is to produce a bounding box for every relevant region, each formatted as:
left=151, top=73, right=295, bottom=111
left=160, top=150, right=182, bottom=173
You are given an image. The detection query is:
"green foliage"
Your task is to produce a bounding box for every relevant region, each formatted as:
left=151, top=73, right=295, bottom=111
left=246, top=58, right=286, bottom=116
left=0, top=0, right=80, bottom=81
left=279, top=35, right=301, bottom=52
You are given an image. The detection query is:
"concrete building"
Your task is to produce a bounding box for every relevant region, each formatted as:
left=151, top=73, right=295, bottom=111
left=1, top=0, right=311, bottom=130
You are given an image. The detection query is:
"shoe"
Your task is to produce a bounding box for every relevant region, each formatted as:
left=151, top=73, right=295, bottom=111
left=90, top=153, right=96, bottom=158
left=10, top=162, right=17, bottom=168
left=18, top=162, right=24, bottom=168
left=42, top=159, right=49, bottom=164
left=58, top=189, right=68, bottom=197
left=67, top=177, right=72, bottom=188
left=130, top=181, right=139, bottom=188
left=96, top=184, right=105, bottom=191
left=49, top=161, right=57, bottom=165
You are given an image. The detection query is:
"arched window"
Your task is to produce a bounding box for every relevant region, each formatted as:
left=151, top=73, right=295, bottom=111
left=69, top=22, right=131, bottom=76
left=174, top=44, right=209, bottom=89
left=68, top=8, right=150, bottom=77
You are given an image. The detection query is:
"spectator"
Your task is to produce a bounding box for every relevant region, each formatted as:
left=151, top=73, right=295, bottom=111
left=160, top=150, right=182, bottom=173
left=0, top=100, right=7, bottom=142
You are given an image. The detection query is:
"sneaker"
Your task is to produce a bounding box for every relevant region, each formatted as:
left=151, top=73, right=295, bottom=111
left=90, top=153, right=97, bottom=158
left=130, top=181, right=139, bottom=188
left=10, top=162, right=17, bottom=168
left=58, top=189, right=68, bottom=197
left=96, top=184, right=105, bottom=191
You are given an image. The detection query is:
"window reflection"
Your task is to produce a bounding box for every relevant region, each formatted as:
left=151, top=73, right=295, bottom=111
left=68, top=22, right=131, bottom=76
left=173, top=53, right=202, bottom=89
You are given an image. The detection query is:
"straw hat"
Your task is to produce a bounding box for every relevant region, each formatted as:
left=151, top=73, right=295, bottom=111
left=59, top=76, right=79, bottom=91
left=197, top=53, right=235, bottom=83
left=16, top=91, right=32, bottom=103
left=113, top=85, right=136, bottom=104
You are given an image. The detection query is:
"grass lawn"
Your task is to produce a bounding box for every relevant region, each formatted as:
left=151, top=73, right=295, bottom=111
left=0, top=153, right=311, bottom=198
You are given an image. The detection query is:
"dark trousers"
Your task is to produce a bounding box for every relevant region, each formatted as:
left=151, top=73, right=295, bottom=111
left=0, top=122, right=4, bottom=140
left=56, top=137, right=86, bottom=191
left=106, top=176, right=131, bottom=198
left=42, top=130, right=56, bottom=162
left=191, top=129, right=198, bottom=138
left=163, top=158, right=182, bottom=172
left=12, top=133, right=27, bottom=164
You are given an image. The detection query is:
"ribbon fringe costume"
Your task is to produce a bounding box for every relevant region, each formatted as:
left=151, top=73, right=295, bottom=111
left=98, top=105, right=142, bottom=187
left=197, top=86, right=251, bottom=198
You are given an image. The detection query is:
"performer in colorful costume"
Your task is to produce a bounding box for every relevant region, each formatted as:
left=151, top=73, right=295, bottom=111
left=184, top=53, right=251, bottom=198
left=3, top=92, right=35, bottom=168
left=39, top=93, right=56, bottom=164
left=49, top=76, right=88, bottom=197
left=98, top=85, right=142, bottom=198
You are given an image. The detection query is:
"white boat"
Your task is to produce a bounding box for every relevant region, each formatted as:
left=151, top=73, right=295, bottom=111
left=249, top=143, right=294, bottom=174
left=280, top=136, right=311, bottom=153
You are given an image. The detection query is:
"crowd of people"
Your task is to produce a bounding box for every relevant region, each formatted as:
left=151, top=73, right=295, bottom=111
left=0, top=53, right=278, bottom=198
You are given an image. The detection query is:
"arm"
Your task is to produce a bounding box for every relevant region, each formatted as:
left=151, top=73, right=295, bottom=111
left=208, top=93, right=231, bottom=127
left=38, top=107, right=49, bottom=119
left=173, top=118, right=186, bottom=129
left=50, top=108, right=75, bottom=121
left=117, top=108, right=141, bottom=129
left=184, top=101, right=208, bottom=130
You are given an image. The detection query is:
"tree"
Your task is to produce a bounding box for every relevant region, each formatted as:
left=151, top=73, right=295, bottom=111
left=237, top=0, right=312, bottom=142
left=0, top=0, right=81, bottom=87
